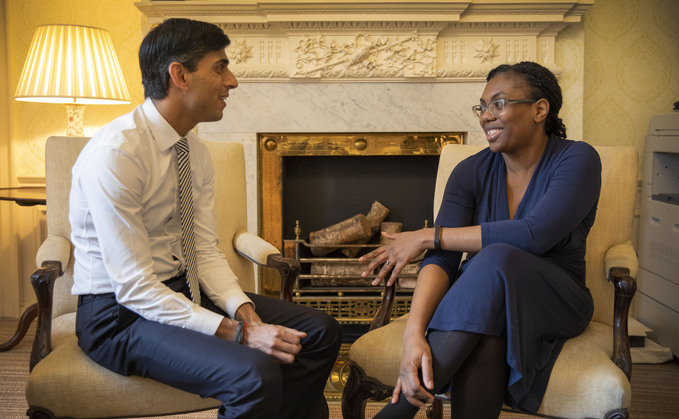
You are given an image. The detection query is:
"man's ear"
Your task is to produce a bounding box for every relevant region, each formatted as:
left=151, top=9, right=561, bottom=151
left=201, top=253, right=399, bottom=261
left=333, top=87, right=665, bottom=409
left=168, top=62, right=190, bottom=91
left=534, top=98, right=549, bottom=124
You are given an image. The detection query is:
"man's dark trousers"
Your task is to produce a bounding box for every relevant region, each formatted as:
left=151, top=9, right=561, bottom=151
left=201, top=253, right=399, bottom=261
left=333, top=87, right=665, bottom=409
left=75, top=278, right=343, bottom=419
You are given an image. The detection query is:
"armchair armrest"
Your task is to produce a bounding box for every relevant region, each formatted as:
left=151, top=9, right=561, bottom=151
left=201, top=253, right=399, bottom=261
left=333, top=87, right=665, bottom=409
left=35, top=235, right=71, bottom=274
left=606, top=240, right=638, bottom=381
left=233, top=230, right=300, bottom=302
left=234, top=230, right=279, bottom=265
left=605, top=240, right=638, bottom=279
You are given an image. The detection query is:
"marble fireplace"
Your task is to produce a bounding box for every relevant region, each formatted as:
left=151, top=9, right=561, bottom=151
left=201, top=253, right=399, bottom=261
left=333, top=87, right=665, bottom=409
left=136, top=0, right=593, bottom=293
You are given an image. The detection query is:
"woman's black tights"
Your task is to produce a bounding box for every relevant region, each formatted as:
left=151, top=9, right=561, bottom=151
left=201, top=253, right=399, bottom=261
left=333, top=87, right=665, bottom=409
left=374, top=330, right=507, bottom=419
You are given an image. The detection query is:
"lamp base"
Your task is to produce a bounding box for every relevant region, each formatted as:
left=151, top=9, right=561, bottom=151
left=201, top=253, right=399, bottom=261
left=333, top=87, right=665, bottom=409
left=65, top=103, right=85, bottom=137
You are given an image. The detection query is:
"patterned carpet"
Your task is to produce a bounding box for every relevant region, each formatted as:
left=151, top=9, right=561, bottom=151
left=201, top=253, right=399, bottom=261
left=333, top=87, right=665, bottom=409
left=2, top=317, right=679, bottom=418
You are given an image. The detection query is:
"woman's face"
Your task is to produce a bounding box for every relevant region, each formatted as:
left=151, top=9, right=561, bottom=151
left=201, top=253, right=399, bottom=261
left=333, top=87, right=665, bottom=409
left=478, top=74, right=546, bottom=154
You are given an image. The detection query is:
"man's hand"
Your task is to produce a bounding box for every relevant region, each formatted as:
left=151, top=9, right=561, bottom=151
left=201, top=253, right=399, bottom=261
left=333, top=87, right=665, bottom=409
left=241, top=322, right=306, bottom=364
left=216, top=302, right=307, bottom=363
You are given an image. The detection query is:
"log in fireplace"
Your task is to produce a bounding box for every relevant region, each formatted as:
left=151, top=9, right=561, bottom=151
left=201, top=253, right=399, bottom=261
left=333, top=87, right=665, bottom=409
left=258, top=132, right=463, bottom=331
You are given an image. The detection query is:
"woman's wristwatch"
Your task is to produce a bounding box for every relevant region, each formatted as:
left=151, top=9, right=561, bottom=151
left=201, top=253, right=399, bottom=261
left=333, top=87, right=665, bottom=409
left=434, top=225, right=442, bottom=250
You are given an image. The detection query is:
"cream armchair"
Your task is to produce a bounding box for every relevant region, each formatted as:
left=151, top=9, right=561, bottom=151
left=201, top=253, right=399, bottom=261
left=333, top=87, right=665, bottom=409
left=342, top=144, right=638, bottom=419
left=25, top=137, right=300, bottom=418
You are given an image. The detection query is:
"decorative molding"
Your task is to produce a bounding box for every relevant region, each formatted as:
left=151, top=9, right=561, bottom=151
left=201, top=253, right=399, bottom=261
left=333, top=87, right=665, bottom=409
left=136, top=1, right=594, bottom=81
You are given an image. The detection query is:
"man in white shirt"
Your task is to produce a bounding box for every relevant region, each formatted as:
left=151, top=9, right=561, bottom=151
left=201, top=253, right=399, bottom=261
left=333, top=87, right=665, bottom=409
left=70, top=18, right=342, bottom=418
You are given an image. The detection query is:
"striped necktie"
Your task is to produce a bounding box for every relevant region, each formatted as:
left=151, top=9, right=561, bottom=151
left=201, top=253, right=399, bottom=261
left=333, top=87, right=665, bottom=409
left=175, top=137, right=201, bottom=305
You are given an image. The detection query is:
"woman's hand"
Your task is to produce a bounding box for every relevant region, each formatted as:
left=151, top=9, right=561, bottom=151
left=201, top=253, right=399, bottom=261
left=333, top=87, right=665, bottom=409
left=359, top=229, right=431, bottom=286
left=391, top=333, right=435, bottom=408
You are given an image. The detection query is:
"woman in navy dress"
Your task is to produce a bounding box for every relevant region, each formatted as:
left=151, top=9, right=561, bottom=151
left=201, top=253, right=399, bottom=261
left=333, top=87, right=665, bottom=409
left=361, top=61, right=600, bottom=418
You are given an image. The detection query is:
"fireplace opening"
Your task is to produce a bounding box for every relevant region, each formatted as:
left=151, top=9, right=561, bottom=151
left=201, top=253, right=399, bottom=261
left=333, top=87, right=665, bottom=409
left=282, top=154, right=439, bottom=247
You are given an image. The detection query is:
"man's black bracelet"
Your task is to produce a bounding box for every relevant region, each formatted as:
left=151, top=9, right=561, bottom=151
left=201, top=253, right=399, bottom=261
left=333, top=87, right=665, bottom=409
left=234, top=320, right=245, bottom=344
left=434, top=225, right=442, bottom=250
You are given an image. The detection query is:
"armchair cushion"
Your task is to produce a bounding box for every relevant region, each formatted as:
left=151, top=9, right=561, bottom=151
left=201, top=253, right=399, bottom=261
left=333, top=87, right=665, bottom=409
left=349, top=314, right=409, bottom=386
left=26, top=319, right=219, bottom=418
left=539, top=321, right=631, bottom=418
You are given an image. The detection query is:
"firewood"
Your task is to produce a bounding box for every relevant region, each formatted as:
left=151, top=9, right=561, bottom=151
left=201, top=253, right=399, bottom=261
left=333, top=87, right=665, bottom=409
left=398, top=261, right=422, bottom=288
left=309, top=214, right=371, bottom=256
left=379, top=222, right=403, bottom=244
left=310, top=261, right=373, bottom=276
left=310, top=277, right=376, bottom=287
left=341, top=201, right=390, bottom=257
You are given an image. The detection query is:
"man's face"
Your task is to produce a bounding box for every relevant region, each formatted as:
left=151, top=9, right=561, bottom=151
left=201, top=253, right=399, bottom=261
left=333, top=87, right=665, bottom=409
left=184, top=49, right=238, bottom=124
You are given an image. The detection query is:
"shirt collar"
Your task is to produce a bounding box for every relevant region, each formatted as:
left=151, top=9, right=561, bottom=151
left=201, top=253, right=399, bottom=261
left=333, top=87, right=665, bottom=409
left=141, top=98, right=194, bottom=152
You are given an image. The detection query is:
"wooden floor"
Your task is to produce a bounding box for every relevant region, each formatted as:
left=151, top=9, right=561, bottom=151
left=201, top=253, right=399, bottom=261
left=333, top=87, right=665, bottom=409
left=2, top=317, right=678, bottom=418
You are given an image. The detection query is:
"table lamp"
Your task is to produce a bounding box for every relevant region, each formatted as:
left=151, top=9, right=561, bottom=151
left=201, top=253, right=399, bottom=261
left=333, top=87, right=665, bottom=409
left=14, top=24, right=130, bottom=137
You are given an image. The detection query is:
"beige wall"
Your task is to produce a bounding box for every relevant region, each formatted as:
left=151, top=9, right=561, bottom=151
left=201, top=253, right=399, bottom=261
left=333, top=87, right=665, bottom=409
left=1, top=0, right=22, bottom=317
left=583, top=0, right=679, bottom=153
left=1, top=0, right=678, bottom=317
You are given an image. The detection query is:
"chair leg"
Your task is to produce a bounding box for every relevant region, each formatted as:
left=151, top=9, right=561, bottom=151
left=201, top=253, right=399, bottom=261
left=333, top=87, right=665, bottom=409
left=426, top=399, right=444, bottom=419
left=342, top=362, right=393, bottom=419
left=0, top=303, right=37, bottom=352
left=27, top=407, right=57, bottom=419
left=603, top=408, right=629, bottom=419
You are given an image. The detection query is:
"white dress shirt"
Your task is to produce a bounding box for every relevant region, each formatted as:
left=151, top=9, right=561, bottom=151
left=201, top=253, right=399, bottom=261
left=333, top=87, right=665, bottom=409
left=70, top=98, right=252, bottom=336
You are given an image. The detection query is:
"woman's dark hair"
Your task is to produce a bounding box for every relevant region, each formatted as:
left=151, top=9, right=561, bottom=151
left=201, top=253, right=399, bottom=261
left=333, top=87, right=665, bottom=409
left=139, top=18, right=231, bottom=100
left=487, top=61, right=567, bottom=138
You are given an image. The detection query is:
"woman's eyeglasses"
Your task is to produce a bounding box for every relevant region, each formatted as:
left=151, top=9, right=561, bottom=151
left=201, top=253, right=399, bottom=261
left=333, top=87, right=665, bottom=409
left=472, top=98, right=538, bottom=120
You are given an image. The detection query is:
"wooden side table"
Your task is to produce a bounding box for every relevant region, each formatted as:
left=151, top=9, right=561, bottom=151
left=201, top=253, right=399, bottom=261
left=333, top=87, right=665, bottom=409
left=0, top=186, right=47, bottom=206
left=0, top=186, right=46, bottom=352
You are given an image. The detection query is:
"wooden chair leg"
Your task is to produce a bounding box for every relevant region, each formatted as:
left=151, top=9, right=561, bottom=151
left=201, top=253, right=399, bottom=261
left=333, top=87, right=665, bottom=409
left=426, top=399, right=444, bottom=419
left=342, top=362, right=393, bottom=419
left=27, top=406, right=57, bottom=419
left=0, top=303, right=37, bottom=352
left=603, top=408, right=629, bottom=419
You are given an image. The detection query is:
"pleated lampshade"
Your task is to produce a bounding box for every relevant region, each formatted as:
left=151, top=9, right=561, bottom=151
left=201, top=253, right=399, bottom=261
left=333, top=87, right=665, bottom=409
left=15, top=24, right=130, bottom=136
left=15, top=24, right=130, bottom=105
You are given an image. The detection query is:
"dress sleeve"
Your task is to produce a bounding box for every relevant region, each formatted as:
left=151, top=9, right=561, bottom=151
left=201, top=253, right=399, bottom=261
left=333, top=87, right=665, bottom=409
left=420, top=158, right=478, bottom=282
left=481, top=142, right=602, bottom=254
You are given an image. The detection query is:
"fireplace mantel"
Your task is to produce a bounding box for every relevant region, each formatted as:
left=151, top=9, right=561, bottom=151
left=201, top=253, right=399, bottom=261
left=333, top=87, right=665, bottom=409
left=136, top=0, right=594, bottom=81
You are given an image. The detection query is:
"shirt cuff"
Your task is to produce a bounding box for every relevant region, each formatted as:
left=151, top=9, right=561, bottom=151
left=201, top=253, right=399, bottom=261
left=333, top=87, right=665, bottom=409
left=224, top=290, right=255, bottom=319
left=187, top=306, right=225, bottom=336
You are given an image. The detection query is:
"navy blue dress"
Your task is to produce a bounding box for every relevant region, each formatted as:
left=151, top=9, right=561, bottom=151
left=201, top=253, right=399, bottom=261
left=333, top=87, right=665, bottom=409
left=421, top=136, right=600, bottom=412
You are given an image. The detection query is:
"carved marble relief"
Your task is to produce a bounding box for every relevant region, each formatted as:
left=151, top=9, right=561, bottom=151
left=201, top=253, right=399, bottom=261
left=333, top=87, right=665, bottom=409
left=290, top=33, right=436, bottom=79
left=474, top=39, right=500, bottom=63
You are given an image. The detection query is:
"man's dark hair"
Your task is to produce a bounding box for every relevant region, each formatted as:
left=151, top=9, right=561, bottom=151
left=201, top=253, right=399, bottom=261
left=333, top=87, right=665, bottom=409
left=139, top=18, right=231, bottom=100
left=487, top=61, right=567, bottom=139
